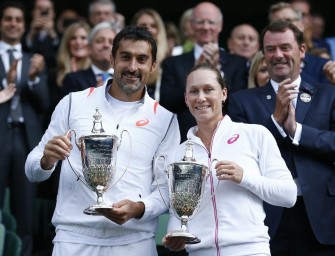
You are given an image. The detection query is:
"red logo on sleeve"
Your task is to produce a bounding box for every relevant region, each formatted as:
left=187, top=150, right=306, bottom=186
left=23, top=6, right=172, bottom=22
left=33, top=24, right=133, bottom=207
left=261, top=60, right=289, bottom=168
left=227, top=134, right=239, bottom=144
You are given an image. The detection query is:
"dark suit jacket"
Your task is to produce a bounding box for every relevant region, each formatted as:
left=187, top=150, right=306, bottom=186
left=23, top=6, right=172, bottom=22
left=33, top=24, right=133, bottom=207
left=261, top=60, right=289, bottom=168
left=0, top=52, right=50, bottom=150
left=61, top=67, right=97, bottom=98
left=160, top=48, right=248, bottom=142
left=227, top=80, right=335, bottom=245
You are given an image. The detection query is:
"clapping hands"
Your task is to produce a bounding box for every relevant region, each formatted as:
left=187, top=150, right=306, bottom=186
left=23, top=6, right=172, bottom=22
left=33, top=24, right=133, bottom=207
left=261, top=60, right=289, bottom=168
left=0, top=84, right=16, bottom=104
left=196, top=43, right=220, bottom=68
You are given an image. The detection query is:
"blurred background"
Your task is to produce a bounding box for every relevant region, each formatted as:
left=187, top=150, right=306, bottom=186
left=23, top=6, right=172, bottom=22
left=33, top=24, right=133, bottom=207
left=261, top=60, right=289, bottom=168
left=22, top=0, right=335, bottom=48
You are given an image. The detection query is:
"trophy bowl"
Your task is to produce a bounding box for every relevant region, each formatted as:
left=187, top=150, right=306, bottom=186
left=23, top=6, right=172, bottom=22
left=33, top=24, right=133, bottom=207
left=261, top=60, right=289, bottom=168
left=166, top=159, right=208, bottom=244
left=79, top=134, right=118, bottom=215
left=67, top=107, right=130, bottom=215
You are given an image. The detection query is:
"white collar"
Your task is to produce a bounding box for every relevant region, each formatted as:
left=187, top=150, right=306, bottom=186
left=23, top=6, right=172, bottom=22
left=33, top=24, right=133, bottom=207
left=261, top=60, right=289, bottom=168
left=271, top=76, right=301, bottom=93
left=0, top=41, right=22, bottom=55
left=91, top=64, right=114, bottom=76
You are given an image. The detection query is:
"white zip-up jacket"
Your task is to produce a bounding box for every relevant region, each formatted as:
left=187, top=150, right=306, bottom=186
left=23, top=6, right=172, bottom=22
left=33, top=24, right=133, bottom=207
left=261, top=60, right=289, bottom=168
left=25, top=84, right=180, bottom=246
left=167, top=115, right=297, bottom=256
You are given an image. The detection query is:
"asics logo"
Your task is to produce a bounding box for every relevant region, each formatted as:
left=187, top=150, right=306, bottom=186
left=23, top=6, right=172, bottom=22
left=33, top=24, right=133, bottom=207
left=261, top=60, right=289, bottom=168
left=136, top=119, right=149, bottom=126
left=227, top=134, right=239, bottom=144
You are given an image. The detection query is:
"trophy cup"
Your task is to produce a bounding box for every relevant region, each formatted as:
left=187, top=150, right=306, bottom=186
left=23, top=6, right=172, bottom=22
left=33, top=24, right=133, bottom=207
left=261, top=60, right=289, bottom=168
left=156, top=139, right=209, bottom=244
left=67, top=107, right=130, bottom=215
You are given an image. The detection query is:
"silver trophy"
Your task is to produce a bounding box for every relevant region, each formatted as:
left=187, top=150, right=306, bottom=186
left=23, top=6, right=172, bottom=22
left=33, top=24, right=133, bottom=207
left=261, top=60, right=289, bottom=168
left=67, top=108, right=130, bottom=215
left=156, top=139, right=209, bottom=244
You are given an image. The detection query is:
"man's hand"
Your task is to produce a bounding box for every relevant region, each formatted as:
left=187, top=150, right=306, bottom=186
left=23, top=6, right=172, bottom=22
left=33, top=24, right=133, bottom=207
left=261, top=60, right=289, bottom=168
left=283, top=102, right=297, bottom=138
left=28, top=54, right=45, bottom=81
left=162, top=235, right=186, bottom=252
left=28, top=17, right=45, bottom=36
left=273, top=78, right=298, bottom=126
left=0, top=84, right=16, bottom=104
left=27, top=12, right=57, bottom=40
left=96, top=200, right=145, bottom=225
left=195, top=43, right=220, bottom=67
left=323, top=60, right=335, bottom=84
left=41, top=134, right=72, bottom=170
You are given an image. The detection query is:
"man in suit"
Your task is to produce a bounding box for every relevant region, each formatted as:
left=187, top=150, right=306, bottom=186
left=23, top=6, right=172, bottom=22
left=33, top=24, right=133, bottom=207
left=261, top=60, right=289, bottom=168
left=88, top=0, right=124, bottom=31
left=268, top=1, right=335, bottom=85
left=24, top=0, right=59, bottom=70
left=228, top=20, right=335, bottom=255
left=0, top=2, right=50, bottom=255
left=61, top=21, right=116, bottom=98
left=160, top=1, right=248, bottom=142
left=227, top=23, right=260, bottom=62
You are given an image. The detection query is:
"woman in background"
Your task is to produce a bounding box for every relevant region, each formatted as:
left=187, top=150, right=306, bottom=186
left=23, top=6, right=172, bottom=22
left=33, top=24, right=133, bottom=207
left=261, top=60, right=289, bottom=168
left=56, top=21, right=91, bottom=87
left=131, top=8, right=169, bottom=100
left=248, top=51, right=269, bottom=88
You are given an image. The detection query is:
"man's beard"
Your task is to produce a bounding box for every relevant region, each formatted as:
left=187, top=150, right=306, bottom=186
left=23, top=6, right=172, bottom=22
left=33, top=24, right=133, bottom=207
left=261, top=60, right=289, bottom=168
left=115, top=72, right=143, bottom=95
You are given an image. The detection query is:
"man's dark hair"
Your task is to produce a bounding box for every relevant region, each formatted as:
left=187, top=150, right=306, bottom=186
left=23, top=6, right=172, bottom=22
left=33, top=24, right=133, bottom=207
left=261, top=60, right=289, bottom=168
left=0, top=1, right=25, bottom=20
left=260, top=20, right=304, bottom=52
left=111, top=26, right=157, bottom=63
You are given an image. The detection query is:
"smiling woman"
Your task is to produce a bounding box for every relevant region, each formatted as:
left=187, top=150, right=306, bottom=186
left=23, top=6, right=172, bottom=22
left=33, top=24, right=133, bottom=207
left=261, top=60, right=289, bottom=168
left=184, top=64, right=227, bottom=145
left=162, top=62, right=297, bottom=256
left=56, top=20, right=91, bottom=86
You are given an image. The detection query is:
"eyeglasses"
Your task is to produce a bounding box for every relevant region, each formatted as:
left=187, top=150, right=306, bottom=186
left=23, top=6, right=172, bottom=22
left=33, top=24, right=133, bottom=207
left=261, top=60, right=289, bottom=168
left=192, top=19, right=219, bottom=26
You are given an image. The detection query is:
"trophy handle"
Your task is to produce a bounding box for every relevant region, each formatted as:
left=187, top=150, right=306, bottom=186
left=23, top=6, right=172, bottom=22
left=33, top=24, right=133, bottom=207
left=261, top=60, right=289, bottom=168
left=65, top=129, right=92, bottom=189
left=153, top=155, right=169, bottom=209
left=66, top=129, right=81, bottom=150
left=108, top=129, right=132, bottom=189
left=191, top=158, right=220, bottom=219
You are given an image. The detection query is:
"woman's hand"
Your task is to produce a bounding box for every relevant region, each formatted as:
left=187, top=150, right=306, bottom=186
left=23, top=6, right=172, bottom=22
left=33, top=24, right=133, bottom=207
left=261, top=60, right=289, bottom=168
left=215, top=160, right=243, bottom=183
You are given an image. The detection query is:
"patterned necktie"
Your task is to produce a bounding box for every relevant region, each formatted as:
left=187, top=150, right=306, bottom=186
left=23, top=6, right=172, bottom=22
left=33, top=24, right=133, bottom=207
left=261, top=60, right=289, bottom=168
left=97, top=72, right=112, bottom=83
left=7, top=48, right=15, bottom=67
left=7, top=48, right=23, bottom=123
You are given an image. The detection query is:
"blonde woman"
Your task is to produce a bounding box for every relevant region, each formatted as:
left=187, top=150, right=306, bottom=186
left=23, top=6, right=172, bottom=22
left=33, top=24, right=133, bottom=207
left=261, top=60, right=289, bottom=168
left=248, top=51, right=269, bottom=88
left=131, top=8, right=169, bottom=100
left=56, top=21, right=91, bottom=87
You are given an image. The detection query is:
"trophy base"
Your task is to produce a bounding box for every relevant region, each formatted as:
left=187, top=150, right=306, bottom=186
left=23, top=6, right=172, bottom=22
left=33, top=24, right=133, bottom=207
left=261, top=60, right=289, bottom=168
left=83, top=204, right=113, bottom=216
left=167, top=230, right=201, bottom=244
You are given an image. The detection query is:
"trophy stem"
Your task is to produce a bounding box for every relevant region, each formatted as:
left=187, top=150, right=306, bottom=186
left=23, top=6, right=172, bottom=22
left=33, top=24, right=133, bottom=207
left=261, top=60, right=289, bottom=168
left=96, top=185, right=104, bottom=204
left=181, top=215, right=189, bottom=232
